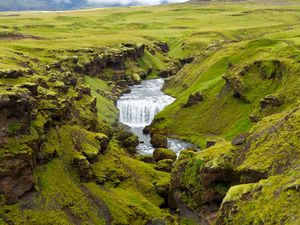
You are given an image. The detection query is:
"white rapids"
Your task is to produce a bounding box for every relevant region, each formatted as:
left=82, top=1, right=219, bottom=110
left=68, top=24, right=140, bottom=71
left=117, top=79, right=174, bottom=127
left=117, top=78, right=197, bottom=155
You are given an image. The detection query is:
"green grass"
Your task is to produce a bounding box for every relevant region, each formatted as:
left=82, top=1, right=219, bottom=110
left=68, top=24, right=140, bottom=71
left=1, top=1, right=300, bottom=224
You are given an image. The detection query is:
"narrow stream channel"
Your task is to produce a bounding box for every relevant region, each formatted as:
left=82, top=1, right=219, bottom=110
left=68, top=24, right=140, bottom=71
left=117, top=78, right=196, bottom=155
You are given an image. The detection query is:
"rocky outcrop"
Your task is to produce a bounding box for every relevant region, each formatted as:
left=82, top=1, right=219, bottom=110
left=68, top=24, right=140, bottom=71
left=183, top=92, right=203, bottom=108
left=222, top=76, right=247, bottom=102
left=0, top=154, right=35, bottom=204
left=0, top=90, right=35, bottom=139
left=231, top=133, right=247, bottom=146
left=172, top=143, right=238, bottom=224
left=69, top=44, right=145, bottom=78
left=171, top=107, right=300, bottom=224
left=260, top=94, right=283, bottom=109
left=154, top=41, right=169, bottom=53
left=71, top=155, right=94, bottom=182
left=0, top=68, right=33, bottom=79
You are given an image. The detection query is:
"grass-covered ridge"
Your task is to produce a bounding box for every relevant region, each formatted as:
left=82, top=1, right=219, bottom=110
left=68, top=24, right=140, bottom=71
left=0, top=0, right=300, bottom=224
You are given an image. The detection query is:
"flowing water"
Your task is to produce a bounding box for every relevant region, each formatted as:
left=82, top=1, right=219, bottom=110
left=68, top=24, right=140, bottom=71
left=117, top=78, right=197, bottom=155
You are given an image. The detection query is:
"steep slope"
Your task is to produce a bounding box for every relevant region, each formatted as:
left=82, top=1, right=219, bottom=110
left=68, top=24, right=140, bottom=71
left=152, top=34, right=300, bottom=147
left=0, top=43, right=178, bottom=224
left=172, top=107, right=300, bottom=224
left=0, top=1, right=300, bottom=225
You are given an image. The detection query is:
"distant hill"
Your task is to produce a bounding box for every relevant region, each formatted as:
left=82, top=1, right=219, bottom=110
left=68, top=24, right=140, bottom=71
left=0, top=0, right=85, bottom=11
left=0, top=0, right=186, bottom=11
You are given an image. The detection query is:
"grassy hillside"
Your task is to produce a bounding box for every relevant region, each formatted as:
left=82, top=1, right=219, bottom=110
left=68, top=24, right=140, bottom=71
left=0, top=0, right=300, bottom=224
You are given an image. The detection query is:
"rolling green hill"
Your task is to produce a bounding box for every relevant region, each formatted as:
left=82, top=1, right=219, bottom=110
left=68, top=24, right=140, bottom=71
left=0, top=0, right=299, bottom=224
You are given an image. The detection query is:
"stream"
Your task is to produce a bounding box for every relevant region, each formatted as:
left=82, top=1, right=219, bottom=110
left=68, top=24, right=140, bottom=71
left=117, top=78, right=196, bottom=155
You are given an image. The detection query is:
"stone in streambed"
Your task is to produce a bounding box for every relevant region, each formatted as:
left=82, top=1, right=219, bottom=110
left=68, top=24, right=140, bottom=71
left=150, top=134, right=168, bottom=148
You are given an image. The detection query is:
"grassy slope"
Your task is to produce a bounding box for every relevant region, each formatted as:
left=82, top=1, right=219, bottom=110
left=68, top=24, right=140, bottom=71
left=0, top=1, right=300, bottom=224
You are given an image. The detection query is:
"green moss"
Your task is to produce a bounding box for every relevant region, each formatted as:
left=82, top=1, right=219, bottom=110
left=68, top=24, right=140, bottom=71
left=85, top=76, right=119, bottom=125
left=236, top=108, right=300, bottom=175
left=196, top=141, right=235, bottom=169
left=89, top=141, right=174, bottom=224
left=153, top=37, right=300, bottom=148
left=220, top=173, right=300, bottom=225
left=7, top=121, right=22, bottom=135
left=1, top=159, right=106, bottom=224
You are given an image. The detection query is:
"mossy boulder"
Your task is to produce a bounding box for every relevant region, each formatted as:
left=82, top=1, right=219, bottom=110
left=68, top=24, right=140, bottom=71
left=154, top=41, right=169, bottom=53
left=155, top=159, right=174, bottom=172
left=150, top=134, right=168, bottom=148
left=122, top=135, right=139, bottom=148
left=153, top=148, right=176, bottom=162
left=139, top=155, right=154, bottom=164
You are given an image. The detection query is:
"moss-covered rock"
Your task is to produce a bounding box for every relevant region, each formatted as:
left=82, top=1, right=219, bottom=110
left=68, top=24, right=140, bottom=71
left=153, top=148, right=177, bottom=163
left=171, top=107, right=300, bottom=224
left=150, top=134, right=168, bottom=148
left=217, top=173, right=300, bottom=225
left=155, top=159, right=174, bottom=172
left=139, top=155, right=154, bottom=164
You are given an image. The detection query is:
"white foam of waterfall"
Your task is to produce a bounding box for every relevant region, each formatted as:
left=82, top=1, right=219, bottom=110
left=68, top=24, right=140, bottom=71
left=117, top=78, right=198, bottom=154
left=117, top=79, right=174, bottom=127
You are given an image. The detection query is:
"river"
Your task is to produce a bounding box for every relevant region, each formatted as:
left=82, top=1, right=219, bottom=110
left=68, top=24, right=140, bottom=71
left=117, top=78, right=196, bottom=155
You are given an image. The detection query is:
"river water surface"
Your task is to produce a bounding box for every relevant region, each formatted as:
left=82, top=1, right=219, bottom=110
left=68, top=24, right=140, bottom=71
left=117, top=78, right=196, bottom=155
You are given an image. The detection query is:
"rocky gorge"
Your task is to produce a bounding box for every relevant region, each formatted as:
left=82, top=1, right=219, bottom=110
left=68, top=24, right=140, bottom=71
left=1, top=1, right=300, bottom=224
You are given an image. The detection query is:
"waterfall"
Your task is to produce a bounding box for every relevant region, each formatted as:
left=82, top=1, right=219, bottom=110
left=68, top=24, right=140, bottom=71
left=117, top=79, right=175, bottom=128
left=117, top=78, right=197, bottom=155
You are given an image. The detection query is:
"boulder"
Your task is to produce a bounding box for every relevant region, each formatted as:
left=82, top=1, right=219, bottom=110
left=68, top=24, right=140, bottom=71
left=153, top=148, right=177, bottom=162
left=126, top=146, right=138, bottom=154
left=143, top=125, right=152, bottom=134
left=95, top=134, right=110, bottom=154
left=231, top=133, right=247, bottom=146
left=155, top=159, right=174, bottom=172
left=139, top=155, right=154, bottom=164
left=122, top=135, right=139, bottom=148
left=206, top=140, right=217, bottom=148
left=154, top=41, right=169, bottom=53
left=150, top=134, right=168, bottom=148
left=183, top=92, right=203, bottom=108
left=179, top=56, right=194, bottom=65
left=81, top=143, right=100, bottom=163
